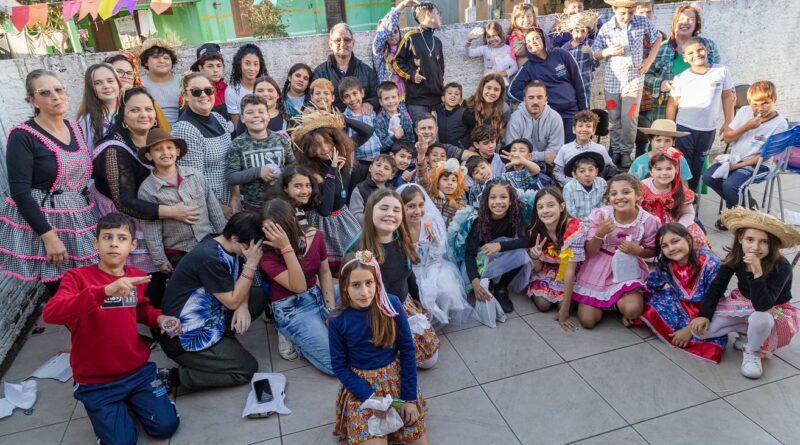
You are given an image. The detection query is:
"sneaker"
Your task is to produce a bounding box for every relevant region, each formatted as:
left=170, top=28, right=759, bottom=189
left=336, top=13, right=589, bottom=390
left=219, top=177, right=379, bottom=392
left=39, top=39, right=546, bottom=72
left=278, top=331, right=299, bottom=361
left=157, top=367, right=176, bottom=394
left=494, top=287, right=515, bottom=314
left=733, top=334, right=748, bottom=351
left=740, top=351, right=763, bottom=379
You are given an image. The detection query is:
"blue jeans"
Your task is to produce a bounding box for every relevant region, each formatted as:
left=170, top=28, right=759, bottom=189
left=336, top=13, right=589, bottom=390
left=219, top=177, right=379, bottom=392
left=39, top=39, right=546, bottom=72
left=73, top=362, right=179, bottom=445
left=272, top=285, right=333, bottom=375
left=703, top=162, right=769, bottom=209
left=676, top=124, right=716, bottom=192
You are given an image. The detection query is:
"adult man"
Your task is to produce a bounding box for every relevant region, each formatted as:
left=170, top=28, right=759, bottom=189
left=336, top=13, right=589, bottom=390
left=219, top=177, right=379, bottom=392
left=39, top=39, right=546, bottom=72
left=505, top=80, right=565, bottom=168
left=312, top=23, right=378, bottom=111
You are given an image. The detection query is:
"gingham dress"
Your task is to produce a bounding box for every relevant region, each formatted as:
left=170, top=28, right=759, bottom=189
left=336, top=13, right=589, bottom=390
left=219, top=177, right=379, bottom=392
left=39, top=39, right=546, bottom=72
left=0, top=121, right=99, bottom=283
left=173, top=112, right=232, bottom=204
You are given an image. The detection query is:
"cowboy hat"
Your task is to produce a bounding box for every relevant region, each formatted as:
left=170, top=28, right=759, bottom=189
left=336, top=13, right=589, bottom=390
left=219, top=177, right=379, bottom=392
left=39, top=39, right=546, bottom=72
left=604, top=0, right=639, bottom=8
left=137, top=128, right=188, bottom=165
left=638, top=119, right=691, bottom=138
left=565, top=151, right=606, bottom=177
left=191, top=43, right=223, bottom=72
left=721, top=207, right=800, bottom=249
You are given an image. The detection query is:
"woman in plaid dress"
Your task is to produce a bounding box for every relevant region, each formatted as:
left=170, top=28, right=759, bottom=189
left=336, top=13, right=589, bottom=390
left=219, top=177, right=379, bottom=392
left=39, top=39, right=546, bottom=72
left=0, top=70, right=99, bottom=294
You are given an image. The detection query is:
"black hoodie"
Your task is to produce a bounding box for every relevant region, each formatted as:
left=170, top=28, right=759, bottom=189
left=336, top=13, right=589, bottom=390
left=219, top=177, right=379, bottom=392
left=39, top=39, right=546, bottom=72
left=393, top=27, right=445, bottom=107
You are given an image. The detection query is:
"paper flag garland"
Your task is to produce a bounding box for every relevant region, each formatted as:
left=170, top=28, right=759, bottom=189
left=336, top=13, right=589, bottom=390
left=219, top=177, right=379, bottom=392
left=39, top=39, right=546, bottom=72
left=10, top=5, right=28, bottom=32
left=113, top=0, right=138, bottom=15
left=78, top=0, right=102, bottom=20
left=151, top=0, right=173, bottom=15
left=27, top=3, right=48, bottom=28
left=62, top=0, right=82, bottom=22
left=97, top=0, right=117, bottom=20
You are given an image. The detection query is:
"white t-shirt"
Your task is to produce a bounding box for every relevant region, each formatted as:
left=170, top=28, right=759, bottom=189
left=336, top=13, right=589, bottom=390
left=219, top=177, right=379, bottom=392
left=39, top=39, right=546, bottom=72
left=671, top=64, right=734, bottom=131
left=225, top=84, right=253, bottom=116
left=729, top=107, right=789, bottom=161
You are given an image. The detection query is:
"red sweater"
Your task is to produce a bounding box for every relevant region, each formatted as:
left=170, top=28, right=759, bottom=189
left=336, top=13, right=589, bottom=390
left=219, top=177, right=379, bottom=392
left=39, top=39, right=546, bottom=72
left=42, top=265, right=161, bottom=384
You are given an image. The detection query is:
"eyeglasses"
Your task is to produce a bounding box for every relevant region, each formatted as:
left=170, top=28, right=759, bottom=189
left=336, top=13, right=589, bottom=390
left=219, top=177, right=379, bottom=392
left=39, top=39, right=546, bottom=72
left=115, top=69, right=135, bottom=79
left=35, top=86, right=67, bottom=97
left=188, top=87, right=215, bottom=98
left=331, top=37, right=353, bottom=45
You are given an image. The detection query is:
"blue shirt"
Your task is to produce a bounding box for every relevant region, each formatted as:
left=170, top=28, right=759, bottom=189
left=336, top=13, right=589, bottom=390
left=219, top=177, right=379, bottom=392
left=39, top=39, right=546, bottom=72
left=344, top=108, right=383, bottom=162
left=328, top=294, right=417, bottom=403
left=562, top=39, right=599, bottom=101
left=563, top=177, right=607, bottom=221
left=374, top=109, right=415, bottom=150
left=592, top=15, right=660, bottom=94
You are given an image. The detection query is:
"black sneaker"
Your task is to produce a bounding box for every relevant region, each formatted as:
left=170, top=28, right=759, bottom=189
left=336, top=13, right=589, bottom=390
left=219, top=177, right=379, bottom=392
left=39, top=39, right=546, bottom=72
left=494, top=287, right=515, bottom=314
left=714, top=219, right=727, bottom=231
left=157, top=367, right=177, bottom=394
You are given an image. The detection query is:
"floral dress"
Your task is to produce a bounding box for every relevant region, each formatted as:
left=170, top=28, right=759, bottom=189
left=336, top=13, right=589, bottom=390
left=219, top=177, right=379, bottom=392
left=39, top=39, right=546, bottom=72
left=527, top=217, right=587, bottom=303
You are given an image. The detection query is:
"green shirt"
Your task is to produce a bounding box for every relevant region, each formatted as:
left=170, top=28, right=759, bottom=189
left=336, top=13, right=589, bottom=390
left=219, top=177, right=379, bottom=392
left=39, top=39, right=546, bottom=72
left=225, top=131, right=294, bottom=208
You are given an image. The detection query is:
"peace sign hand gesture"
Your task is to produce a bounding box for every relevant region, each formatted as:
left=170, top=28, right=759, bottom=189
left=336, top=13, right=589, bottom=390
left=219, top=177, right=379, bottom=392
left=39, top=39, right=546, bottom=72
left=330, top=147, right=346, bottom=170
left=528, top=234, right=547, bottom=260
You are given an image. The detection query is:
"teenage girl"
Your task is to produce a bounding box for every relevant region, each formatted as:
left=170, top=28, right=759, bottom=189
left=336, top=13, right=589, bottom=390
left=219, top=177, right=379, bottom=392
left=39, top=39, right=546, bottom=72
left=267, top=164, right=322, bottom=228
left=77, top=63, right=121, bottom=153
left=282, top=63, right=312, bottom=118
left=527, top=188, right=586, bottom=331
left=329, top=250, right=429, bottom=445
left=356, top=189, right=440, bottom=368
left=226, top=44, right=268, bottom=128
left=464, top=73, right=509, bottom=140
left=690, top=208, right=800, bottom=379
left=236, top=76, right=288, bottom=135
left=642, top=223, right=725, bottom=363
left=571, top=174, right=659, bottom=328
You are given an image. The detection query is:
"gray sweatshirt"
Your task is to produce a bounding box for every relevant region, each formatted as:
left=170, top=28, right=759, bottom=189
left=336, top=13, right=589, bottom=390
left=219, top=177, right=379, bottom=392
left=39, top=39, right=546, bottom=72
left=504, top=105, right=564, bottom=162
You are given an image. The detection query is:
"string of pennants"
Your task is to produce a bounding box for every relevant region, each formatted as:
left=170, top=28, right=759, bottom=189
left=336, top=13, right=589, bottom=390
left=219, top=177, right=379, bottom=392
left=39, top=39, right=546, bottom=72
left=10, top=0, right=174, bottom=31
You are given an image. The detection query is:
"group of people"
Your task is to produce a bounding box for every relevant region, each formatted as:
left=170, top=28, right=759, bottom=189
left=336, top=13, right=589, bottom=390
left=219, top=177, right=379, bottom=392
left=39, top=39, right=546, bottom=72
left=1, top=0, right=797, bottom=444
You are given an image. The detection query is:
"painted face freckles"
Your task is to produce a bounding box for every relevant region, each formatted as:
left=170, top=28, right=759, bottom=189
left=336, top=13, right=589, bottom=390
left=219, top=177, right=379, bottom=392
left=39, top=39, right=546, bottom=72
left=659, top=231, right=691, bottom=264
left=285, top=174, right=313, bottom=205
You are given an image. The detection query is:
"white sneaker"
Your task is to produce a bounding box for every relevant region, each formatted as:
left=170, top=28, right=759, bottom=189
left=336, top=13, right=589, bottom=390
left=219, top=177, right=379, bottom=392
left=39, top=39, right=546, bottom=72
left=740, top=352, right=763, bottom=379
left=733, top=334, right=748, bottom=351
left=278, top=331, right=298, bottom=361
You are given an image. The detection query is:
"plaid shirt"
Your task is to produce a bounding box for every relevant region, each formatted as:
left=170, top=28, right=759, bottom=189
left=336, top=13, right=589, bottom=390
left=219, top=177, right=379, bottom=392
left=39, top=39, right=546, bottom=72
left=431, top=195, right=463, bottom=227
left=374, top=109, right=415, bottom=151
left=138, top=166, right=228, bottom=266
left=563, top=176, right=607, bottom=221
left=562, top=40, right=599, bottom=103
left=466, top=169, right=545, bottom=207
left=644, top=37, right=720, bottom=120
left=344, top=108, right=383, bottom=161
left=592, top=16, right=660, bottom=94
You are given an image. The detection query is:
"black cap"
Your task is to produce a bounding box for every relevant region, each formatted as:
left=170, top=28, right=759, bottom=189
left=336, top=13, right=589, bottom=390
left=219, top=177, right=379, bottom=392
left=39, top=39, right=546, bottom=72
left=191, top=43, right=222, bottom=71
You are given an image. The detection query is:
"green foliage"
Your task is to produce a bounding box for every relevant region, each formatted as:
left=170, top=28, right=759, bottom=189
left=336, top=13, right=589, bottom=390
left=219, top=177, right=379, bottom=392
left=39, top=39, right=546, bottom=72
left=244, top=0, right=289, bottom=39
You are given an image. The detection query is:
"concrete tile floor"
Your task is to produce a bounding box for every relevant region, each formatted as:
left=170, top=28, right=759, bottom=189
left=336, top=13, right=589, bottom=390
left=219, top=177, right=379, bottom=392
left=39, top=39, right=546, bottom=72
left=2, top=176, right=800, bottom=444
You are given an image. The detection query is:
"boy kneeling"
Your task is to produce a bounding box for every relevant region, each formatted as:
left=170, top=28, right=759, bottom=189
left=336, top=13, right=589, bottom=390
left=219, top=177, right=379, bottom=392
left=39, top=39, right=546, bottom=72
left=43, top=212, right=181, bottom=445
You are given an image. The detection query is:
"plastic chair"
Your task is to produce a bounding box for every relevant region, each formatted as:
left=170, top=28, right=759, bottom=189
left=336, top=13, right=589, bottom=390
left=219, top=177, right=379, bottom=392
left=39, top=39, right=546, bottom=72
left=739, top=125, right=800, bottom=220
left=761, top=124, right=800, bottom=219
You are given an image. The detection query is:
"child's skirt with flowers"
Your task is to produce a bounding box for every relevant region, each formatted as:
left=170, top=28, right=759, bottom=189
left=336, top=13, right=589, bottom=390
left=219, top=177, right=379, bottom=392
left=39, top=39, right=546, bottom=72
left=528, top=261, right=566, bottom=303
left=334, top=361, right=427, bottom=445
left=403, top=298, right=440, bottom=365
left=715, top=289, right=800, bottom=358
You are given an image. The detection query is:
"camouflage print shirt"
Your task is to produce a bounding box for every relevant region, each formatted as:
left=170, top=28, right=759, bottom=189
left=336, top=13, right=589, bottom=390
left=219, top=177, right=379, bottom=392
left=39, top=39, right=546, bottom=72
left=225, top=131, right=295, bottom=208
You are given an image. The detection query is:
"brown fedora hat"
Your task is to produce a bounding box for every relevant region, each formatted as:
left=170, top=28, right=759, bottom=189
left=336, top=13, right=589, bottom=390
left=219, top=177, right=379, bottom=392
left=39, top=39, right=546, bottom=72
left=137, top=128, right=188, bottom=165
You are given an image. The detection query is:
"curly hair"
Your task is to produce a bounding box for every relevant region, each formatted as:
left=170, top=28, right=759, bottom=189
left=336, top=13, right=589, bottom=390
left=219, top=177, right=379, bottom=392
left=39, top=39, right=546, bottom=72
left=464, top=73, right=507, bottom=139
left=476, top=179, right=524, bottom=244
left=295, top=127, right=355, bottom=176
left=230, top=44, right=268, bottom=88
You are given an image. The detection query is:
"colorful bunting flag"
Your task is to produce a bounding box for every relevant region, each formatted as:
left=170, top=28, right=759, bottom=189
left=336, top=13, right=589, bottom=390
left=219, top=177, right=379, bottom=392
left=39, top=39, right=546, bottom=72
left=78, top=0, right=102, bottom=20
left=62, top=0, right=82, bottom=22
left=11, top=5, right=28, bottom=31
left=151, top=0, right=172, bottom=15
left=97, top=0, right=117, bottom=20
left=113, top=0, right=137, bottom=15
left=27, top=3, right=48, bottom=28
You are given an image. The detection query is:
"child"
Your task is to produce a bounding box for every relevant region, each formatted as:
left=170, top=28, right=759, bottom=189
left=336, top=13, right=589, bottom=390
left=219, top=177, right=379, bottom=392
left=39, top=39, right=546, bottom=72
left=190, top=43, right=228, bottom=118
left=434, top=82, right=473, bottom=149
left=465, top=21, right=517, bottom=84
left=592, top=0, right=662, bottom=169
left=630, top=119, right=692, bottom=181
left=354, top=189, right=440, bottom=368
left=307, top=78, right=336, bottom=112
left=553, top=110, right=614, bottom=186
left=562, top=152, right=607, bottom=221
left=390, top=141, right=417, bottom=187
left=138, top=129, right=227, bottom=277
left=42, top=212, right=180, bottom=445
left=398, top=183, right=476, bottom=325
left=426, top=143, right=447, bottom=164
left=527, top=188, right=587, bottom=331
left=349, top=154, right=397, bottom=223
left=226, top=95, right=295, bottom=211
left=508, top=3, right=538, bottom=68
left=642, top=223, right=726, bottom=363
left=464, top=74, right=509, bottom=141
left=282, top=63, right=312, bottom=118
left=571, top=174, right=659, bottom=328
left=549, top=0, right=603, bottom=47
left=468, top=125, right=505, bottom=178
left=640, top=149, right=710, bottom=250
left=666, top=37, right=735, bottom=190
left=464, top=179, right=531, bottom=313
left=703, top=81, right=789, bottom=217
left=267, top=164, right=322, bottom=229
left=235, top=76, right=288, bottom=135
left=690, top=208, right=800, bottom=379
left=499, top=138, right=546, bottom=192
left=329, top=250, right=429, bottom=444
left=426, top=159, right=468, bottom=227
left=374, top=81, right=415, bottom=149
left=259, top=199, right=335, bottom=374
left=292, top=110, right=361, bottom=271
left=340, top=76, right=383, bottom=165
left=557, top=12, right=601, bottom=104
left=465, top=156, right=496, bottom=207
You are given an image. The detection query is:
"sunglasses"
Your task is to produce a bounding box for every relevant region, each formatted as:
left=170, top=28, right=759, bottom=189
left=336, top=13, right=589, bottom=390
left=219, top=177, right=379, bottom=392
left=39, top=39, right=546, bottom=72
left=187, top=87, right=215, bottom=98
left=35, top=86, right=67, bottom=97
left=114, top=69, right=135, bottom=79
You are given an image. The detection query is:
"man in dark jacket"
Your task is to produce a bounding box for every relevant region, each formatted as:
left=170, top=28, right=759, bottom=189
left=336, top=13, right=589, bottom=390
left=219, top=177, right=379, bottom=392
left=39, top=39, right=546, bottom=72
left=393, top=2, right=445, bottom=121
left=312, top=22, right=378, bottom=111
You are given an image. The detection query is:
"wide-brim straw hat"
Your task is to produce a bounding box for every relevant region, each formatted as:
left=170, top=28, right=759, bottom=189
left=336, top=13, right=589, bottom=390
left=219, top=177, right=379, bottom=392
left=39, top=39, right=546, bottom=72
left=565, top=151, right=606, bottom=177
left=604, top=0, right=639, bottom=7
left=638, top=119, right=691, bottom=138
left=553, top=10, right=601, bottom=34
left=135, top=37, right=180, bottom=58
left=721, top=207, right=800, bottom=249
left=289, top=109, right=346, bottom=147
left=137, top=128, right=188, bottom=165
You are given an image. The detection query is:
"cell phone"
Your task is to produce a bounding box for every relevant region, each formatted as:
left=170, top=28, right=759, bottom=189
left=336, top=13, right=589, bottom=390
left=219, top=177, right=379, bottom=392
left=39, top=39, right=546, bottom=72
left=253, top=378, right=273, bottom=404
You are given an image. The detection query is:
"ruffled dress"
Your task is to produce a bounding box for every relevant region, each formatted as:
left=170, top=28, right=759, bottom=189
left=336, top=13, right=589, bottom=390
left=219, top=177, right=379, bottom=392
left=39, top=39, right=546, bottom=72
left=527, top=217, right=587, bottom=303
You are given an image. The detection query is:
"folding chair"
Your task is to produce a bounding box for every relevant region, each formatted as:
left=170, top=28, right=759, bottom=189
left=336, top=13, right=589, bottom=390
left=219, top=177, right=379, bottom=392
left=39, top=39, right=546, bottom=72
left=738, top=125, right=800, bottom=220
left=761, top=124, right=800, bottom=219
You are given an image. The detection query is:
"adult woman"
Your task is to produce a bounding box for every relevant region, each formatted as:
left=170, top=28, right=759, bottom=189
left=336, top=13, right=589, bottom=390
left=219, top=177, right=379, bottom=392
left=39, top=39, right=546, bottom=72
left=103, top=51, right=171, bottom=132
left=464, top=73, right=510, bottom=141
left=507, top=28, right=587, bottom=142
left=77, top=63, right=121, bottom=154
left=92, top=88, right=199, bottom=303
left=138, top=38, right=182, bottom=126
left=173, top=72, right=235, bottom=216
left=645, top=4, right=720, bottom=121
left=226, top=44, right=268, bottom=128
left=0, top=70, right=98, bottom=293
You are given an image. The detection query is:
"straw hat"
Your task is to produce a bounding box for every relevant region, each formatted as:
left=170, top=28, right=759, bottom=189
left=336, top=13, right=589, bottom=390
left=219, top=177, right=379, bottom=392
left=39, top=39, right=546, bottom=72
left=553, top=10, right=601, bottom=34
left=289, top=109, right=346, bottom=146
left=638, top=119, right=691, bottom=138
left=604, top=0, right=639, bottom=7
left=721, top=207, right=800, bottom=249
left=135, top=37, right=180, bottom=58
left=137, top=128, right=188, bottom=165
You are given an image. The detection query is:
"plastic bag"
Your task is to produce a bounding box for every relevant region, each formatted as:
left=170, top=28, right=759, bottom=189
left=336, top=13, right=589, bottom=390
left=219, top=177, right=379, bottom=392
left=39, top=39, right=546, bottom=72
left=611, top=237, right=641, bottom=284
left=388, top=113, right=401, bottom=131
left=242, top=373, right=291, bottom=418
left=474, top=279, right=507, bottom=328
left=407, top=314, right=431, bottom=336
left=4, top=380, right=36, bottom=410
left=360, top=395, right=404, bottom=436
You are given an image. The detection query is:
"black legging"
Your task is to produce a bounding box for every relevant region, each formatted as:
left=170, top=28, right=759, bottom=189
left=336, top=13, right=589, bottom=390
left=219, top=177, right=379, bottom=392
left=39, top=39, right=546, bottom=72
left=490, top=266, right=522, bottom=293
